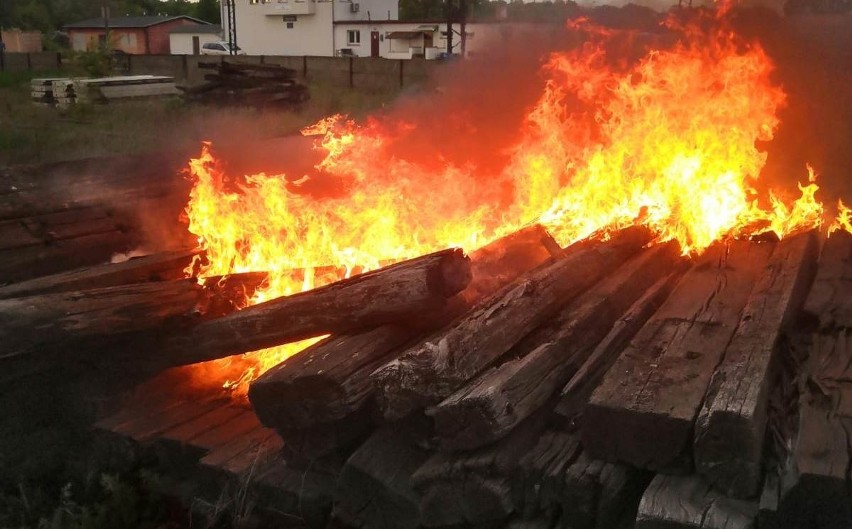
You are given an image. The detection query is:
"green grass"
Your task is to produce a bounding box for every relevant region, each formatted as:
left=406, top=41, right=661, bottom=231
left=0, top=71, right=405, bottom=166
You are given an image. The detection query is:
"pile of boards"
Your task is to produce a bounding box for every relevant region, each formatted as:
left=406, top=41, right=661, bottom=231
left=4, top=155, right=852, bottom=528
left=180, top=61, right=309, bottom=108
left=30, top=75, right=179, bottom=107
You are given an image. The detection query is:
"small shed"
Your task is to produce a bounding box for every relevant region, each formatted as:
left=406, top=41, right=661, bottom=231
left=65, top=16, right=210, bottom=55
left=169, top=25, right=222, bottom=55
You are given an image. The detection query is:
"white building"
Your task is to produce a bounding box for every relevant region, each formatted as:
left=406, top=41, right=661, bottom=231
left=221, top=0, right=489, bottom=58
left=169, top=25, right=223, bottom=54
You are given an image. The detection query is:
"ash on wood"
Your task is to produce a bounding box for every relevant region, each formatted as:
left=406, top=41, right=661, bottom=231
left=431, top=242, right=681, bottom=450
left=248, top=225, right=559, bottom=432
left=635, top=474, right=757, bottom=529
left=373, top=227, right=651, bottom=421
left=583, top=239, right=775, bottom=471
left=164, top=248, right=471, bottom=365
left=694, top=231, right=818, bottom=498
left=183, top=61, right=309, bottom=108
left=0, top=249, right=197, bottom=299
left=803, top=230, right=852, bottom=329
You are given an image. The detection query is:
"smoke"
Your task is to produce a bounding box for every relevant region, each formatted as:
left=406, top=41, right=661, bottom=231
left=729, top=9, right=852, bottom=204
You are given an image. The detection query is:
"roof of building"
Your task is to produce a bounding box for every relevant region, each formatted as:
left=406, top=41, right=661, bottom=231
left=64, top=15, right=210, bottom=30
left=170, top=24, right=221, bottom=34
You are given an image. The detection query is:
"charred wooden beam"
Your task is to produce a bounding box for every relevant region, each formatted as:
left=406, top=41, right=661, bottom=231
left=332, top=417, right=432, bottom=529
left=516, top=430, right=648, bottom=529
left=635, top=474, right=758, bottom=529
left=694, top=231, right=818, bottom=498
left=431, top=242, right=681, bottom=450
left=582, top=239, right=775, bottom=471
left=0, top=273, right=265, bottom=381
left=803, top=230, right=852, bottom=329
left=412, top=412, right=549, bottom=528
left=373, top=227, right=651, bottom=421
left=163, top=248, right=471, bottom=365
left=248, top=225, right=560, bottom=432
left=0, top=249, right=197, bottom=299
left=554, top=270, right=683, bottom=420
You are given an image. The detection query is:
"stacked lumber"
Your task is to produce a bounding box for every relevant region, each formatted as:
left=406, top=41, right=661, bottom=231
left=181, top=61, right=309, bottom=108
left=72, top=76, right=180, bottom=103
left=755, top=230, right=852, bottom=527
left=0, top=152, right=192, bottom=284
left=15, top=200, right=842, bottom=529
left=30, top=77, right=62, bottom=106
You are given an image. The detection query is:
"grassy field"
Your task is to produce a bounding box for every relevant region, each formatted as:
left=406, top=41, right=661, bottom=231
left=0, top=70, right=402, bottom=166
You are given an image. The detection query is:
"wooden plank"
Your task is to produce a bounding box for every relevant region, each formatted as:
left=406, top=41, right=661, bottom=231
left=373, top=227, right=651, bottom=421
left=694, top=231, right=819, bottom=497
left=248, top=225, right=561, bottom=432
left=793, top=401, right=849, bottom=482
left=0, top=230, right=135, bottom=284
left=803, top=230, right=852, bottom=329
left=199, top=425, right=277, bottom=469
left=0, top=249, right=196, bottom=299
left=162, top=248, right=471, bottom=365
left=431, top=243, right=681, bottom=450
left=635, top=474, right=757, bottom=529
left=582, top=240, right=775, bottom=471
left=158, top=405, right=245, bottom=447
left=332, top=418, right=432, bottom=529
left=113, top=398, right=227, bottom=442
left=555, top=270, right=682, bottom=420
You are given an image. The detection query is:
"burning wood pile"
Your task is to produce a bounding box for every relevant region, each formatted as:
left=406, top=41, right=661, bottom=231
left=5, top=5, right=852, bottom=529
left=4, top=215, right=848, bottom=528
left=180, top=61, right=309, bottom=108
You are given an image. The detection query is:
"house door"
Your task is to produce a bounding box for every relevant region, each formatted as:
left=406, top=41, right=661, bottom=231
left=370, top=32, right=380, bottom=58
left=192, top=36, right=200, bottom=55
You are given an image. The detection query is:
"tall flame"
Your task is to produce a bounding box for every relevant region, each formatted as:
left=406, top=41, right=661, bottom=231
left=183, top=9, right=835, bottom=396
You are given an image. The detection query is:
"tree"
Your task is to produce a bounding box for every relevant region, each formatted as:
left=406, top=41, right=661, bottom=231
left=194, top=0, right=220, bottom=24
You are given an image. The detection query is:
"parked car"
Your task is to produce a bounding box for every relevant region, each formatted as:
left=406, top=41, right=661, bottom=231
left=201, top=41, right=245, bottom=55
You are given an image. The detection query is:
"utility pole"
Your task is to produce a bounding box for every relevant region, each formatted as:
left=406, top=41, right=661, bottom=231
left=101, top=1, right=111, bottom=50
left=445, top=0, right=453, bottom=56
left=225, top=0, right=238, bottom=55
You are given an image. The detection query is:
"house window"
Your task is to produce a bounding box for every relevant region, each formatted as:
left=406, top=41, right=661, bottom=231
left=250, top=0, right=259, bottom=4
left=347, top=30, right=360, bottom=45
left=286, top=22, right=294, bottom=28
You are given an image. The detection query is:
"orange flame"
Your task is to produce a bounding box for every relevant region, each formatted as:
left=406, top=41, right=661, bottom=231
left=183, top=9, right=835, bottom=396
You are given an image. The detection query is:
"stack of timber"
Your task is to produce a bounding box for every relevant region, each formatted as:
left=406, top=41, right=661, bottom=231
left=12, top=203, right=847, bottom=529
left=72, top=76, right=180, bottom=103
left=182, top=61, right=309, bottom=108
left=30, top=77, right=62, bottom=106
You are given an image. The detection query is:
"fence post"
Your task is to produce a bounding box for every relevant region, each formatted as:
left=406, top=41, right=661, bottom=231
left=399, top=59, right=404, bottom=88
left=26, top=53, right=32, bottom=70
left=56, top=51, right=62, bottom=70
left=0, top=51, right=5, bottom=72
left=302, top=55, right=307, bottom=78
left=349, top=56, right=354, bottom=88
left=259, top=55, right=265, bottom=64
left=181, top=54, right=188, bottom=80
left=127, top=53, right=133, bottom=74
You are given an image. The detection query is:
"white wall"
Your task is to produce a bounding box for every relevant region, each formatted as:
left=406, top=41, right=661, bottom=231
left=229, top=0, right=398, bottom=56
left=169, top=33, right=221, bottom=54
left=233, top=0, right=334, bottom=55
